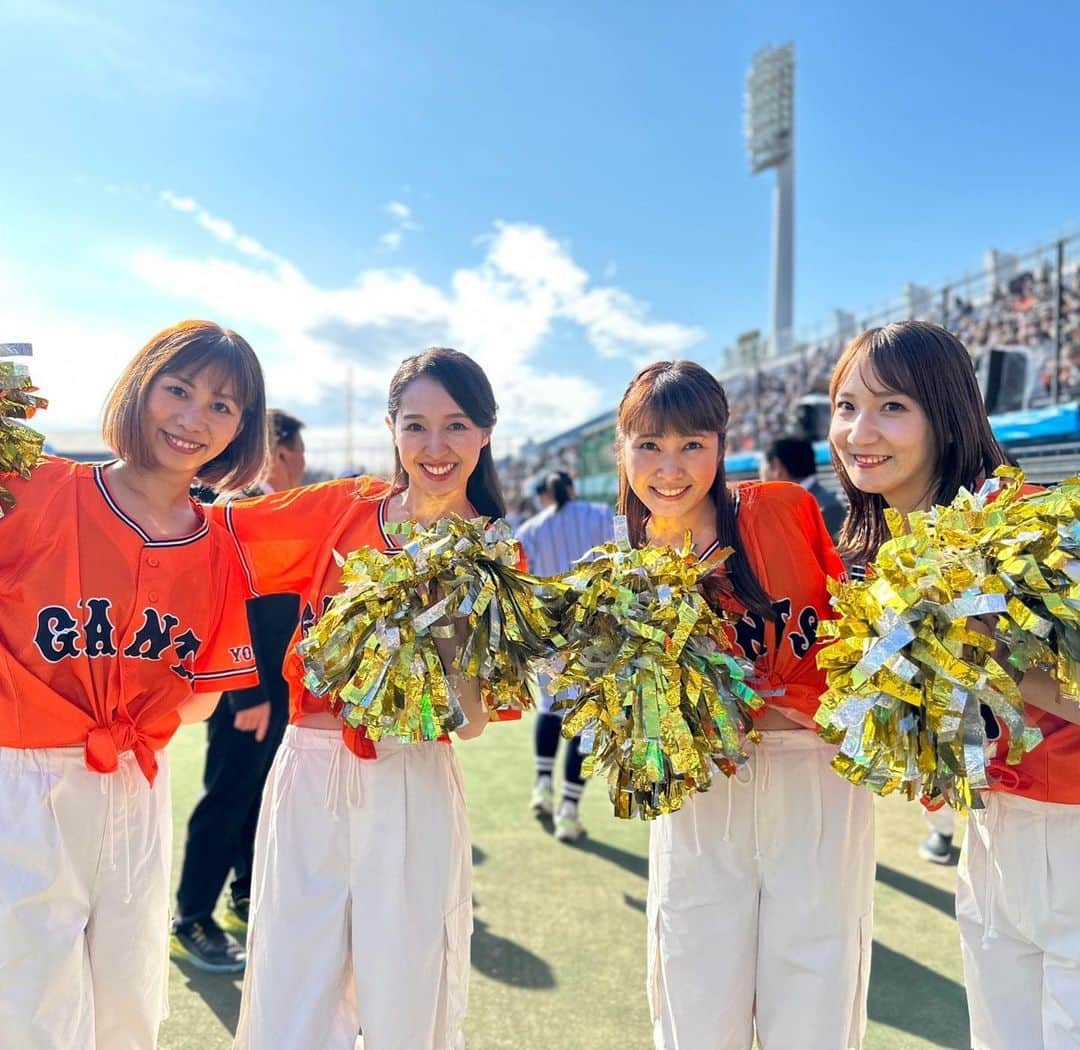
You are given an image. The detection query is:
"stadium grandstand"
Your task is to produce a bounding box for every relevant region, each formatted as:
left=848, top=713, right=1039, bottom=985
left=503, top=231, right=1080, bottom=504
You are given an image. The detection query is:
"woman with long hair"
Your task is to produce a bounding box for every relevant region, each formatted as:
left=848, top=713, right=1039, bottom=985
left=0, top=321, right=267, bottom=1047
left=619, top=361, right=873, bottom=1050
left=830, top=320, right=1080, bottom=1048
left=218, top=347, right=507, bottom=1050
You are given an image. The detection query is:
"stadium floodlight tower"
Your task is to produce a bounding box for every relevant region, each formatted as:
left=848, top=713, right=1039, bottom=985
left=745, top=43, right=795, bottom=357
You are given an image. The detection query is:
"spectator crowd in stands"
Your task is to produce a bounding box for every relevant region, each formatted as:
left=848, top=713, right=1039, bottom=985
left=504, top=244, right=1080, bottom=502
left=721, top=257, right=1080, bottom=452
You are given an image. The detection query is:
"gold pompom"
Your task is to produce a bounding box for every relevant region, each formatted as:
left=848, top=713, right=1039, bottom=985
left=0, top=345, right=48, bottom=517
left=815, top=466, right=1080, bottom=809
left=299, top=515, right=565, bottom=742
left=550, top=518, right=763, bottom=820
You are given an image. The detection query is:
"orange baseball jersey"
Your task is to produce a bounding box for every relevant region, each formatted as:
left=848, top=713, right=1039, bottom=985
left=983, top=483, right=1080, bottom=805
left=707, top=481, right=845, bottom=726
left=216, top=476, right=525, bottom=759
left=0, top=458, right=259, bottom=783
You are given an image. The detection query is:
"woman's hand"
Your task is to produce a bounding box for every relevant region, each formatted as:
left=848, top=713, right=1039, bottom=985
left=431, top=615, right=489, bottom=740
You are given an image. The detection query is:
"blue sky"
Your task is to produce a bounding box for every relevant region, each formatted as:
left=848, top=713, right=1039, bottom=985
left=3, top=0, right=1078, bottom=471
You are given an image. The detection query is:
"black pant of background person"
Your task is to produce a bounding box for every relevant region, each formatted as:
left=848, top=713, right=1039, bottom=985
left=175, top=593, right=299, bottom=926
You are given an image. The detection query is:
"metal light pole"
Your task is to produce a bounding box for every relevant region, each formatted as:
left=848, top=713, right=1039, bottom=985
left=745, top=43, right=795, bottom=357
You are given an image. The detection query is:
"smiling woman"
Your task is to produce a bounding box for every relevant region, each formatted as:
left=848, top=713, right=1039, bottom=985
left=102, top=320, right=267, bottom=494
left=0, top=319, right=268, bottom=1048
left=608, top=360, right=873, bottom=1050
left=385, top=345, right=505, bottom=520
left=827, top=321, right=1080, bottom=1048
left=210, top=345, right=514, bottom=1050
left=828, top=321, right=1006, bottom=568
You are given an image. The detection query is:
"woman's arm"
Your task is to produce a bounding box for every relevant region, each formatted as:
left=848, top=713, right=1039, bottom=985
left=178, top=691, right=223, bottom=724
left=433, top=622, right=489, bottom=740
left=971, top=616, right=1080, bottom=727
left=1017, top=666, right=1080, bottom=727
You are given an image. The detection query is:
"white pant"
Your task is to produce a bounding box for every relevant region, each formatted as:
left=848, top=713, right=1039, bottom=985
left=0, top=746, right=172, bottom=1050
left=647, top=731, right=875, bottom=1050
left=234, top=727, right=473, bottom=1050
left=957, top=792, right=1080, bottom=1049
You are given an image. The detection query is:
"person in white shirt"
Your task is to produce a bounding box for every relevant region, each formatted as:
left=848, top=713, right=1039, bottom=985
left=515, top=471, right=613, bottom=842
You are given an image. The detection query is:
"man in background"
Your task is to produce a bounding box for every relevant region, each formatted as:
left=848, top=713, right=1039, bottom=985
left=516, top=471, right=613, bottom=843
left=170, top=409, right=306, bottom=972
left=761, top=434, right=846, bottom=539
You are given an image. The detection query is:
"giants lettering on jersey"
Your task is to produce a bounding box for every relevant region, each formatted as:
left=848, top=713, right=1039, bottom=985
left=300, top=596, right=336, bottom=636
left=33, top=600, right=211, bottom=681
left=731, top=598, right=820, bottom=661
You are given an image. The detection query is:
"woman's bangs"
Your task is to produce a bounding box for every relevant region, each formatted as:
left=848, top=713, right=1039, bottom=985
left=621, top=380, right=723, bottom=438
left=158, top=338, right=261, bottom=415
left=864, top=336, right=923, bottom=403
left=831, top=332, right=919, bottom=405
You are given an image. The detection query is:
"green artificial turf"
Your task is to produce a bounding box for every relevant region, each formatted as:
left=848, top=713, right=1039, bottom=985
left=160, top=720, right=969, bottom=1049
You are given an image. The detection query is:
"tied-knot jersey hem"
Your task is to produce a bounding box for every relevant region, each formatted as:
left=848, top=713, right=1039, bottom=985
left=0, top=458, right=259, bottom=782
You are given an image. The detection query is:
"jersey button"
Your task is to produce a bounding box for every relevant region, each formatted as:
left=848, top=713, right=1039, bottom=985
left=147, top=556, right=160, bottom=568
left=148, top=591, right=159, bottom=603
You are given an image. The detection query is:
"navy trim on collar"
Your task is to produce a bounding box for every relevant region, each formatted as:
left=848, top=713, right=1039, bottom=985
left=94, top=464, right=209, bottom=548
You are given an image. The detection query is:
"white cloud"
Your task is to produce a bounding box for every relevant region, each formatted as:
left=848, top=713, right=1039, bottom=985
left=378, top=199, right=420, bottom=251
left=12, top=196, right=705, bottom=470
left=161, top=191, right=276, bottom=262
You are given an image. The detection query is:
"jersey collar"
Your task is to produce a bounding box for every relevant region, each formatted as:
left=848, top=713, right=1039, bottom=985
left=94, top=463, right=210, bottom=548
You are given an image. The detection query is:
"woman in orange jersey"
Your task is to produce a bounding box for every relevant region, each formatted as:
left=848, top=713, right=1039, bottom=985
left=218, top=347, right=509, bottom=1050
left=0, top=321, right=267, bottom=1049
left=616, top=361, right=874, bottom=1050
left=830, top=320, right=1080, bottom=1049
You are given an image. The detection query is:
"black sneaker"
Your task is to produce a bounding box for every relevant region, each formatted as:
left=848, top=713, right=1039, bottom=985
left=221, top=897, right=249, bottom=936
left=919, top=831, right=954, bottom=865
left=170, top=917, right=246, bottom=974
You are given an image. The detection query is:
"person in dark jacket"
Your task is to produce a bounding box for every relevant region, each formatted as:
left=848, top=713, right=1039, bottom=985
left=170, top=409, right=306, bottom=972
left=761, top=434, right=846, bottom=540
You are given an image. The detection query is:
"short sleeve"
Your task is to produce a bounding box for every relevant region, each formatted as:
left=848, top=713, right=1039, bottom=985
left=211, top=477, right=386, bottom=596
left=191, top=538, right=260, bottom=694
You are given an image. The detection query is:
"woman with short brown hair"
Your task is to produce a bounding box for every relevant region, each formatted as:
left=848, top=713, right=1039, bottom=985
left=0, top=320, right=267, bottom=1048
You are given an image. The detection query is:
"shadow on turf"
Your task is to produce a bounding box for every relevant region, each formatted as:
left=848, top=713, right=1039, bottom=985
left=173, top=913, right=558, bottom=1021
left=172, top=959, right=242, bottom=1033
left=570, top=836, right=648, bottom=880
left=471, top=917, right=557, bottom=989
left=868, top=941, right=969, bottom=1047
left=875, top=863, right=956, bottom=918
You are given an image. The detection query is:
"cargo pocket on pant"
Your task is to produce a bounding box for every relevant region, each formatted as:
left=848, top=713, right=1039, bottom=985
left=440, top=898, right=473, bottom=1048
left=846, top=911, right=873, bottom=1050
